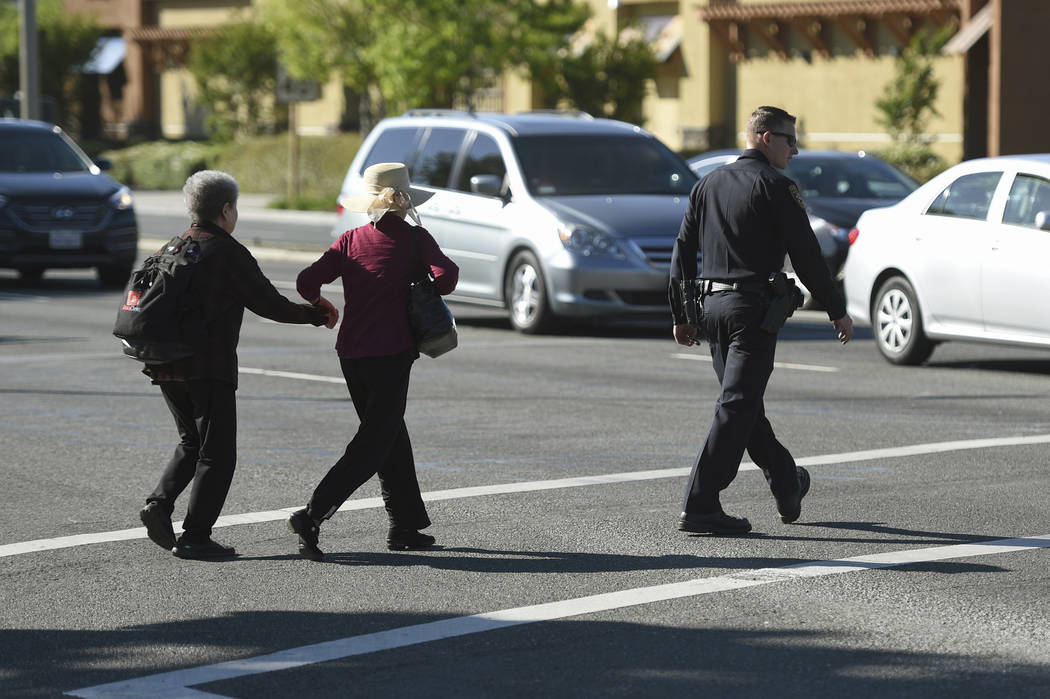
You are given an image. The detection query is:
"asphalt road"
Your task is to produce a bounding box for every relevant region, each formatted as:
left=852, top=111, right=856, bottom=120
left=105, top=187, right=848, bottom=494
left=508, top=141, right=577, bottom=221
left=2, top=239, right=1050, bottom=697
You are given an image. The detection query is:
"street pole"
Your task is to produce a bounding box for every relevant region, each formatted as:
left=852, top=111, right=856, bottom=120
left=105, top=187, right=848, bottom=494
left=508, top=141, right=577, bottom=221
left=287, top=103, right=299, bottom=205
left=18, top=0, right=41, bottom=121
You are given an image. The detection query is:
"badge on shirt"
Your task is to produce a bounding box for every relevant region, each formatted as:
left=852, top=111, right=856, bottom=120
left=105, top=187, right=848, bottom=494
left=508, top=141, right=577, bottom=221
left=788, top=183, right=806, bottom=210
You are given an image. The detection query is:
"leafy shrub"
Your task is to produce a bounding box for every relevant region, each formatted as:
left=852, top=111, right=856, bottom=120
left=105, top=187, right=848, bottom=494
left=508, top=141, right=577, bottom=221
left=100, top=132, right=363, bottom=209
left=100, top=141, right=222, bottom=190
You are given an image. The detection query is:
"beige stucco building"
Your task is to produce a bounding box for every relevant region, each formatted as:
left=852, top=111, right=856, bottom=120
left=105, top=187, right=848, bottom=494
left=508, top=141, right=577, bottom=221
left=67, top=0, right=1049, bottom=164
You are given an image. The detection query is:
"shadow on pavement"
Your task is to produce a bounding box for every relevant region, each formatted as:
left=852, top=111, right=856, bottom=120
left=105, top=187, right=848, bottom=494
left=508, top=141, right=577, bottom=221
left=9, top=608, right=1047, bottom=698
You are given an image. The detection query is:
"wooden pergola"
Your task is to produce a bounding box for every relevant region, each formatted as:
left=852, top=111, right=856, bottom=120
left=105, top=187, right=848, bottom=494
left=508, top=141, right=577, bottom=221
left=698, top=0, right=962, bottom=61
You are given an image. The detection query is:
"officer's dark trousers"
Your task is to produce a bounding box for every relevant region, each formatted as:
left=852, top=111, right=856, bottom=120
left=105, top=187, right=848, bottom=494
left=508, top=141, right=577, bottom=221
left=682, top=290, right=801, bottom=515
left=150, top=380, right=237, bottom=540
left=307, top=350, right=430, bottom=530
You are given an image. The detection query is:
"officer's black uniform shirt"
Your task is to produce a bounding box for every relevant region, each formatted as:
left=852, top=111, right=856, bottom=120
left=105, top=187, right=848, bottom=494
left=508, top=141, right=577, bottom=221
left=668, top=148, right=846, bottom=324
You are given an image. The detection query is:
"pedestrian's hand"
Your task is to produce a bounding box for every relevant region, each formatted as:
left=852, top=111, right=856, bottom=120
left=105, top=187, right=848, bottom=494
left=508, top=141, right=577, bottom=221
left=833, top=314, right=853, bottom=344
left=312, top=295, right=339, bottom=329
left=674, top=323, right=697, bottom=346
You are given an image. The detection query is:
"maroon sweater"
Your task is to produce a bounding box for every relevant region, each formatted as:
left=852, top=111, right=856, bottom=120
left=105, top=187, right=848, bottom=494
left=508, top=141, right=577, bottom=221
left=297, top=214, right=458, bottom=359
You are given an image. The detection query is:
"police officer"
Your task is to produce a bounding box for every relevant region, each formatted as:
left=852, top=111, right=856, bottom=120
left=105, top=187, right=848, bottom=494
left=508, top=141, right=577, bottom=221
left=669, top=106, right=853, bottom=535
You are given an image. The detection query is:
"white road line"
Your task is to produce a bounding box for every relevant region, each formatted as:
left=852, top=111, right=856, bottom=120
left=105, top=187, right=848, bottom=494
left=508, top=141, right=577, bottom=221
left=4, top=433, right=1050, bottom=560
left=238, top=367, right=345, bottom=384
left=66, top=533, right=1050, bottom=698
left=671, top=353, right=839, bottom=373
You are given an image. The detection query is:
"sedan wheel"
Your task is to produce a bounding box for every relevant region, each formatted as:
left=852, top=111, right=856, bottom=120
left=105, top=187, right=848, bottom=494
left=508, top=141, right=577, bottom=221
left=504, top=251, right=553, bottom=334
left=872, top=276, right=934, bottom=365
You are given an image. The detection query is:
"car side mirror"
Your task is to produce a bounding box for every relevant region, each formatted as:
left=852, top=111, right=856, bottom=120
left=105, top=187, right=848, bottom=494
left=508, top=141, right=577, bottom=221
left=470, top=174, right=505, bottom=198
left=1035, top=211, right=1050, bottom=231
left=93, top=157, right=113, bottom=171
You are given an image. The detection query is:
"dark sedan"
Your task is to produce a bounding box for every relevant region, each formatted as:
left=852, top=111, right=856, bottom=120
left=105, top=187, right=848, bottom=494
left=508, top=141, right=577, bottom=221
left=688, top=149, right=918, bottom=301
left=0, top=119, right=139, bottom=287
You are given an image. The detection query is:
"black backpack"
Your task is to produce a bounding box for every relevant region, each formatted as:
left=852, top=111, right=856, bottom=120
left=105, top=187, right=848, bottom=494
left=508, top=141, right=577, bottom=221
left=112, top=234, right=206, bottom=364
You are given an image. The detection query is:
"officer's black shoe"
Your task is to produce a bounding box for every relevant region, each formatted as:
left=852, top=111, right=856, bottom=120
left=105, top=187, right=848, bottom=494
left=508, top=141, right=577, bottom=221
left=776, top=466, right=811, bottom=524
left=140, top=501, right=176, bottom=551
left=288, top=508, right=324, bottom=562
left=171, top=536, right=236, bottom=559
left=677, top=511, right=752, bottom=535
left=387, top=527, right=436, bottom=550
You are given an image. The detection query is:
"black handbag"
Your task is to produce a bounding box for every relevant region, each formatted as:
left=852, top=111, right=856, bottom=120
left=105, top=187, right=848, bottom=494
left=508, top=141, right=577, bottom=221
left=407, top=228, right=458, bottom=358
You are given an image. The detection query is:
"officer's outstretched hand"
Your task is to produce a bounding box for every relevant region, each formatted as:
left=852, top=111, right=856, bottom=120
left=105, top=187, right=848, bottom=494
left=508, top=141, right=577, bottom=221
left=833, top=314, right=853, bottom=344
left=674, top=323, right=698, bottom=347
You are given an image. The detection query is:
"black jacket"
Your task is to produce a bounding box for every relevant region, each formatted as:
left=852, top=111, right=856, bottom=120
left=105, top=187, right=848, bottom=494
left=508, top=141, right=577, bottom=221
left=668, top=149, right=846, bottom=323
left=145, top=220, right=326, bottom=387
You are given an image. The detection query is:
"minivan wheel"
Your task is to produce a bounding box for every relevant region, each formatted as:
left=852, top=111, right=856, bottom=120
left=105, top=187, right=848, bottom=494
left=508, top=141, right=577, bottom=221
left=98, top=263, right=132, bottom=289
left=872, top=276, right=934, bottom=365
left=504, top=251, right=553, bottom=334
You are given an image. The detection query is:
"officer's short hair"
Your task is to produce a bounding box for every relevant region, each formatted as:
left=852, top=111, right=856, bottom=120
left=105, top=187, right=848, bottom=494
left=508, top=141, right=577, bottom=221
left=184, top=170, right=239, bottom=223
left=747, top=106, right=797, bottom=138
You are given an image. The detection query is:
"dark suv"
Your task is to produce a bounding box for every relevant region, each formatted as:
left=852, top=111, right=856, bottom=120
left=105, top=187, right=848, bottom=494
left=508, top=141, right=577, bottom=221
left=0, top=119, right=138, bottom=286
left=333, top=110, right=696, bottom=332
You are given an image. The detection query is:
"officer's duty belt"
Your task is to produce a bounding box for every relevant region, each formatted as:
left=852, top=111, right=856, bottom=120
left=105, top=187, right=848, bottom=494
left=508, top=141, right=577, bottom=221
left=702, top=279, right=766, bottom=293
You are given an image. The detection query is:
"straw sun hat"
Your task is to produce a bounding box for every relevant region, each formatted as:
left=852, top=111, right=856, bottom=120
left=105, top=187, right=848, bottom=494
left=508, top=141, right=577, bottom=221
left=340, top=162, right=434, bottom=224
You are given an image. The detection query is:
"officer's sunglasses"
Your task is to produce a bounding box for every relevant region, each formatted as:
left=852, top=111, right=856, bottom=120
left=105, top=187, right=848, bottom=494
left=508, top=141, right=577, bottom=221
left=768, top=131, right=797, bottom=148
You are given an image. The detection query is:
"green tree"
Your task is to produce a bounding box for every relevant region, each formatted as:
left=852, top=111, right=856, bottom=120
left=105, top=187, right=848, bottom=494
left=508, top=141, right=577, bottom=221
left=874, top=25, right=955, bottom=181
left=187, top=16, right=279, bottom=142
left=532, top=28, right=656, bottom=124
left=258, top=0, right=589, bottom=123
left=0, top=0, right=103, bottom=131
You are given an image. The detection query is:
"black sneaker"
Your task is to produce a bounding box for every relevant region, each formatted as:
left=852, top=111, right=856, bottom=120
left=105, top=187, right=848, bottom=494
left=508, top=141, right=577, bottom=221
left=171, top=536, right=236, bottom=559
left=776, top=466, right=811, bottom=524
left=140, top=501, right=176, bottom=551
left=288, top=509, right=324, bottom=561
left=677, top=510, right=752, bottom=535
left=387, top=527, right=436, bottom=550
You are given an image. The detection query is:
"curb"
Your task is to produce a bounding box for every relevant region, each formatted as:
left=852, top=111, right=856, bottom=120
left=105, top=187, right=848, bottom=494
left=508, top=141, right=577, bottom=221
left=138, top=238, right=322, bottom=264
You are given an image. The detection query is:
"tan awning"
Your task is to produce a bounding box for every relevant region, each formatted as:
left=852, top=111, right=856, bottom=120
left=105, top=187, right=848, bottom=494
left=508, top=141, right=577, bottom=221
left=942, top=3, right=992, bottom=54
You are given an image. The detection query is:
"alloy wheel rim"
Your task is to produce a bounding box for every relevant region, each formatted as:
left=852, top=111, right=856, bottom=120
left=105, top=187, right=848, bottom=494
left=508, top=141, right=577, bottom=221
left=876, top=288, right=913, bottom=353
left=511, top=264, right=539, bottom=326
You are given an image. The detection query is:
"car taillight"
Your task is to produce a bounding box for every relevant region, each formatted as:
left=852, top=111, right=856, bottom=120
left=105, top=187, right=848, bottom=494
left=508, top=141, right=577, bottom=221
left=848, top=227, right=860, bottom=245
left=336, top=203, right=344, bottom=216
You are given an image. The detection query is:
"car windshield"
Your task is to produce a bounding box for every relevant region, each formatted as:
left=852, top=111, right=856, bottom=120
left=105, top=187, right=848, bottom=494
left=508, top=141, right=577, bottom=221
left=0, top=131, right=91, bottom=174
left=785, top=156, right=917, bottom=199
left=513, top=134, right=696, bottom=196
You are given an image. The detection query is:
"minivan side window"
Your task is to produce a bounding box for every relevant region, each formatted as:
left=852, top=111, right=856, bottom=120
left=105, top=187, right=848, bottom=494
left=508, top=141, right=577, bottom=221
left=924, top=171, right=1002, bottom=220
left=412, top=128, right=465, bottom=188
left=455, top=133, right=507, bottom=195
left=1003, top=174, right=1050, bottom=228
left=362, top=127, right=424, bottom=171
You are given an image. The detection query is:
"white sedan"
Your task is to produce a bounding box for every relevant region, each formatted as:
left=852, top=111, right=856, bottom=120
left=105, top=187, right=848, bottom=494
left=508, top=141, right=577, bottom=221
left=844, top=154, right=1050, bottom=364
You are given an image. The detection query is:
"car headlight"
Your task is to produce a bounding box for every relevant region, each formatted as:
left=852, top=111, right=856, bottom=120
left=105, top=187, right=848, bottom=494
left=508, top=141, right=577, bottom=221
left=109, top=186, right=134, bottom=211
left=557, top=224, right=625, bottom=259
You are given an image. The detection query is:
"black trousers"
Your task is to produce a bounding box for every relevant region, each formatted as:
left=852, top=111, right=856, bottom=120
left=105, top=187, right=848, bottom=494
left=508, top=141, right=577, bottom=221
left=682, top=290, right=800, bottom=515
left=307, top=350, right=430, bottom=530
left=149, top=380, right=237, bottom=540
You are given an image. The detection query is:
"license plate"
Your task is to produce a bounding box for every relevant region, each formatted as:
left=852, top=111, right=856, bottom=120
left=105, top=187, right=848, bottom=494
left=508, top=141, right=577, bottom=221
left=49, top=230, right=83, bottom=249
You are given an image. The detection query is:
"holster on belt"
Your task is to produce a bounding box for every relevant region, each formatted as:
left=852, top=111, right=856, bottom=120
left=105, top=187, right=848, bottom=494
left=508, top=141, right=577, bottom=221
left=760, top=272, right=804, bottom=333
left=679, top=279, right=705, bottom=334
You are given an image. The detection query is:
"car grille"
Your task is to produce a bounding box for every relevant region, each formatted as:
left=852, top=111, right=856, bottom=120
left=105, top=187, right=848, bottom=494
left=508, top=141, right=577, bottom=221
left=8, top=200, right=109, bottom=229
left=631, top=239, right=701, bottom=270
left=636, top=241, right=674, bottom=266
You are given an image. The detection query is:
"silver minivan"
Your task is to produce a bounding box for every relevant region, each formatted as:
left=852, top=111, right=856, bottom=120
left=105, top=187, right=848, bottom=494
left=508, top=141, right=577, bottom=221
left=332, top=110, right=697, bottom=332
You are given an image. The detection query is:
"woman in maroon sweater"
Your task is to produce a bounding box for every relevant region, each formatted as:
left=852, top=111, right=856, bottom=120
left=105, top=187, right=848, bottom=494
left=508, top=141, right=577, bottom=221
left=288, top=163, right=458, bottom=561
